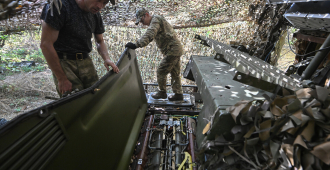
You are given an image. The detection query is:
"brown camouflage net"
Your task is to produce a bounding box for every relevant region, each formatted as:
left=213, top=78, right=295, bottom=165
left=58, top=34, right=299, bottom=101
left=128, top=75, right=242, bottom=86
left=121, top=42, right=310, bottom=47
left=0, top=0, right=295, bottom=92
left=0, top=0, right=292, bottom=65
left=101, top=0, right=253, bottom=28
left=0, top=0, right=45, bottom=31
left=200, top=86, right=330, bottom=169
left=0, top=0, right=255, bottom=29
left=90, top=23, right=251, bottom=88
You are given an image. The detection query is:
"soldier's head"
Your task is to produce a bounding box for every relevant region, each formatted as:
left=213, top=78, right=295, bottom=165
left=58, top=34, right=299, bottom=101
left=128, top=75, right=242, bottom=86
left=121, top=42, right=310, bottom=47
left=79, top=0, right=115, bottom=14
left=135, top=8, right=152, bottom=26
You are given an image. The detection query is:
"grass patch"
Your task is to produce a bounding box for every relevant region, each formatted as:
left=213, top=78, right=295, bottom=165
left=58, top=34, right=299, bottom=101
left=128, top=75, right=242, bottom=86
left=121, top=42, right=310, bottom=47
left=1, top=48, right=45, bottom=64
left=0, top=30, right=46, bottom=77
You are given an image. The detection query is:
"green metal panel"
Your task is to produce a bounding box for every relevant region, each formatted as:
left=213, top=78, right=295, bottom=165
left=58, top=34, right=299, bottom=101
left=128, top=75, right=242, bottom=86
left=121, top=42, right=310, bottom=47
left=184, top=55, right=271, bottom=148
left=0, top=48, right=148, bottom=170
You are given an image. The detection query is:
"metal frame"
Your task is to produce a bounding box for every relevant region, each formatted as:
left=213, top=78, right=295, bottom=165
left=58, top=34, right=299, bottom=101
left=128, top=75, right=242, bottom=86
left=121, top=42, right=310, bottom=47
left=268, top=0, right=328, bottom=4
left=195, top=35, right=302, bottom=91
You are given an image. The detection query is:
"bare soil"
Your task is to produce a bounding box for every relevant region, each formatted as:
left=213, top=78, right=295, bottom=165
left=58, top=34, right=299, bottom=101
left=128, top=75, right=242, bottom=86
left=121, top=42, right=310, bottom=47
left=276, top=46, right=296, bottom=71
left=0, top=69, right=58, bottom=120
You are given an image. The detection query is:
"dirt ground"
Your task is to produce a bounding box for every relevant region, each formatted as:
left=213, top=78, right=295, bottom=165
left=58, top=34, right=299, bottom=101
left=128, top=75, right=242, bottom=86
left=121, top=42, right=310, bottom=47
left=0, top=69, right=58, bottom=120
left=0, top=47, right=296, bottom=122
left=276, top=46, right=296, bottom=71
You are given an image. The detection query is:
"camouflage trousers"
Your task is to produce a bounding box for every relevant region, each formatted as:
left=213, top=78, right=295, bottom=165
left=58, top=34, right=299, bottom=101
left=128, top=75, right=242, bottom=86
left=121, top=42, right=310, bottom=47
left=53, top=57, right=99, bottom=97
left=157, top=55, right=183, bottom=94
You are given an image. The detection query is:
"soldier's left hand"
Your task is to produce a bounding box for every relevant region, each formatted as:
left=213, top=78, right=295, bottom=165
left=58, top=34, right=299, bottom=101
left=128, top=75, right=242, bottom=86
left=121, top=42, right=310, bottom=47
left=104, top=59, right=119, bottom=73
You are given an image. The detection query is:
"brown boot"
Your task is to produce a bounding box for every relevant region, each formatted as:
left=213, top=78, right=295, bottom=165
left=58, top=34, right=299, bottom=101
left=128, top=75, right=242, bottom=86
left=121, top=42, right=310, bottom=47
left=168, top=94, right=183, bottom=101
left=151, top=91, right=167, bottom=99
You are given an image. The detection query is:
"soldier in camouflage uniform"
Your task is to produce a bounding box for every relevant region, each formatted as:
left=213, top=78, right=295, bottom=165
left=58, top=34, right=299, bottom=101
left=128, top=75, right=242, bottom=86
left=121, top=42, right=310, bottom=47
left=40, top=0, right=119, bottom=97
left=125, top=8, right=184, bottom=101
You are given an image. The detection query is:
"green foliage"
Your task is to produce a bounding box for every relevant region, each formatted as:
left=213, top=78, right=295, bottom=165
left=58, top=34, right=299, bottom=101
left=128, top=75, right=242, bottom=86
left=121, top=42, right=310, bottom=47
left=290, top=27, right=297, bottom=34
left=30, top=49, right=44, bottom=63
left=0, top=34, right=8, bottom=41
left=288, top=27, right=298, bottom=46
left=20, top=65, right=46, bottom=72
left=206, top=30, right=212, bottom=37
left=0, top=48, right=44, bottom=63
left=0, top=74, right=5, bottom=80
left=14, top=108, right=21, bottom=112
left=0, top=30, right=46, bottom=76
left=2, top=64, right=46, bottom=74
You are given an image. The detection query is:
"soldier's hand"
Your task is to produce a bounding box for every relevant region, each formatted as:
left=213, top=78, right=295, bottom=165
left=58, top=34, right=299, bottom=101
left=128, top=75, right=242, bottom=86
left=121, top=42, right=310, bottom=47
left=125, top=42, right=137, bottom=49
left=58, top=78, right=72, bottom=95
left=104, top=59, right=119, bottom=73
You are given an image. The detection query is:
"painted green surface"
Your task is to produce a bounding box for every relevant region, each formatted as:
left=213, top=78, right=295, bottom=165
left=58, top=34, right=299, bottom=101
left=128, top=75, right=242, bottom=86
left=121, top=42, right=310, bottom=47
left=0, top=49, right=148, bottom=169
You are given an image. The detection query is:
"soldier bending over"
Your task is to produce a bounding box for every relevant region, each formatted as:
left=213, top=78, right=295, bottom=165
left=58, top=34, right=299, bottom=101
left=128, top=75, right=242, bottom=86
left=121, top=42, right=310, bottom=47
left=125, top=8, right=184, bottom=101
left=40, top=0, right=119, bottom=97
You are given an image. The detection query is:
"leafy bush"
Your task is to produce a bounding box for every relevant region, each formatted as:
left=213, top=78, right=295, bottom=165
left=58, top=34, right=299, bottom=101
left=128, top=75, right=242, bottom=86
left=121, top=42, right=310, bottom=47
left=30, top=49, right=45, bottom=63
left=0, top=31, right=46, bottom=75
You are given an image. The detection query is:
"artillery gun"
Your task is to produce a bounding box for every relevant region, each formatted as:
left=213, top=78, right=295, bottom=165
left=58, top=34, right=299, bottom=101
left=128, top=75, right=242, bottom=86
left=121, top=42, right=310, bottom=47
left=1, top=0, right=330, bottom=169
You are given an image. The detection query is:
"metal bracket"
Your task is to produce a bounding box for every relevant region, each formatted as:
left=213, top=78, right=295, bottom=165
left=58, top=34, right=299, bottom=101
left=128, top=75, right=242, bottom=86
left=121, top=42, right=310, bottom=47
left=159, top=120, right=166, bottom=125
left=233, top=71, right=294, bottom=96
left=214, top=53, right=230, bottom=64
left=174, top=121, right=180, bottom=126
left=168, top=119, right=173, bottom=126
left=138, top=159, right=142, bottom=165
left=195, top=34, right=201, bottom=40
left=38, top=107, right=50, bottom=118
left=160, top=119, right=181, bottom=126
left=195, top=34, right=210, bottom=47
left=200, top=40, right=210, bottom=47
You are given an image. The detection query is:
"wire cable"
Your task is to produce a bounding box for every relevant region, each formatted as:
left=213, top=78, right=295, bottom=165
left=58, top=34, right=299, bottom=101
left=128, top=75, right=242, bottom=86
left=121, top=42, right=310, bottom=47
left=287, top=27, right=330, bottom=57
left=265, top=44, right=275, bottom=62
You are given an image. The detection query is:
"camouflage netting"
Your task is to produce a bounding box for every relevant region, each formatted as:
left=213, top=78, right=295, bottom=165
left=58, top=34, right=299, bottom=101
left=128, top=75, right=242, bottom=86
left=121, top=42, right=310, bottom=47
left=0, top=0, right=292, bottom=62
left=200, top=86, right=330, bottom=169
left=0, top=0, right=255, bottom=29
left=90, top=23, right=252, bottom=89
left=0, top=0, right=294, bottom=87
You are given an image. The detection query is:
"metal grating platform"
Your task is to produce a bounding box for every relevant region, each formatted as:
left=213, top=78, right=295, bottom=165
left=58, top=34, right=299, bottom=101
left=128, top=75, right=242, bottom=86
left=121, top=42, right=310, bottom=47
left=285, top=13, right=330, bottom=31
left=284, top=1, right=330, bottom=32
left=147, top=93, right=193, bottom=107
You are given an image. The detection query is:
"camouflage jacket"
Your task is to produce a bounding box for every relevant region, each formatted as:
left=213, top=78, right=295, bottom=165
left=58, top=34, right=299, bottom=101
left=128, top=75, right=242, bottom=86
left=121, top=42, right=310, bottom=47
left=136, top=15, right=183, bottom=56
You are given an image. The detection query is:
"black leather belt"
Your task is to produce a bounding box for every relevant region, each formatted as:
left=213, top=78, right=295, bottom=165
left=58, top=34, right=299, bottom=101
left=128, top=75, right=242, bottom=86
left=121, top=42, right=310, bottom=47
left=57, top=52, right=89, bottom=60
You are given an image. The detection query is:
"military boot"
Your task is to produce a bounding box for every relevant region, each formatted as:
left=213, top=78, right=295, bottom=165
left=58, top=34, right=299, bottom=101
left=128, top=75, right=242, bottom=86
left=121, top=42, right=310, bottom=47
left=168, top=94, right=183, bottom=101
left=151, top=91, right=167, bottom=99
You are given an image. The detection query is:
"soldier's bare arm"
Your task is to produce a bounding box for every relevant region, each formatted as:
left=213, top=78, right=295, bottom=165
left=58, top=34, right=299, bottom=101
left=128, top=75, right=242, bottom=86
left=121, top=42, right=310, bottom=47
left=40, top=22, right=72, bottom=94
left=94, top=34, right=119, bottom=73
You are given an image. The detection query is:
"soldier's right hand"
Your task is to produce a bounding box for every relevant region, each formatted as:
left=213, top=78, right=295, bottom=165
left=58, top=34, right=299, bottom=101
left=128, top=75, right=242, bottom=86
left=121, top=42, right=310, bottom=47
left=125, top=42, right=137, bottom=49
left=58, top=78, right=72, bottom=95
